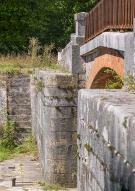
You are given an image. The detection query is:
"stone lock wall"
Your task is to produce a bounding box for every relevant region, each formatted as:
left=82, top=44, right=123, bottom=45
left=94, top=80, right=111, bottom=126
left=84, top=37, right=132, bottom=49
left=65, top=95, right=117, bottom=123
left=78, top=90, right=135, bottom=191
left=31, top=70, right=78, bottom=187
left=0, top=73, right=31, bottom=137
left=7, top=74, right=31, bottom=136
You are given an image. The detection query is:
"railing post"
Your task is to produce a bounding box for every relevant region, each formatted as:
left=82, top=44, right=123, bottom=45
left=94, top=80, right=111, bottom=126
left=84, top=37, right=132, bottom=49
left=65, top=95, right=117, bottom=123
left=74, top=12, right=88, bottom=37
left=134, top=18, right=135, bottom=33
left=133, top=18, right=135, bottom=77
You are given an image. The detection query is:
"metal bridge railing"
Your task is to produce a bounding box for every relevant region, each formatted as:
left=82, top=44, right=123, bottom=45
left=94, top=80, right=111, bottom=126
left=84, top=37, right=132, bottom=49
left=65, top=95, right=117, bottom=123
left=85, top=0, right=135, bottom=42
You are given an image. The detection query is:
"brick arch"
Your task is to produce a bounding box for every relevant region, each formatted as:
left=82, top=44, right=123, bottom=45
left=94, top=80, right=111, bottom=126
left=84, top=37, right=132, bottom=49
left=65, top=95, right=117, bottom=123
left=86, top=49, right=124, bottom=89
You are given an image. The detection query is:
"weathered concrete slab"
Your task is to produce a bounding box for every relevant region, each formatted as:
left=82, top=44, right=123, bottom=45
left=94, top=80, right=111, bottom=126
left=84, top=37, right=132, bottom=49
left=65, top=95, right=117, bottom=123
left=80, top=32, right=133, bottom=56
left=78, top=90, right=135, bottom=191
left=0, top=155, right=43, bottom=191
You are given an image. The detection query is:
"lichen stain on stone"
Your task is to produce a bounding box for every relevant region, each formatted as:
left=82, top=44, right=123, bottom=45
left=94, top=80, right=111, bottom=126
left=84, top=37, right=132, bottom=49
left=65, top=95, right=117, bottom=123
left=122, top=116, right=128, bottom=129
left=102, top=126, right=109, bottom=142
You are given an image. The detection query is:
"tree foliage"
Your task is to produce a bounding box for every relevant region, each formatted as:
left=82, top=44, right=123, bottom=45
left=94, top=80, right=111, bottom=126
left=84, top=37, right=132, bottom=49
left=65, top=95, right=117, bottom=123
left=0, top=0, right=97, bottom=53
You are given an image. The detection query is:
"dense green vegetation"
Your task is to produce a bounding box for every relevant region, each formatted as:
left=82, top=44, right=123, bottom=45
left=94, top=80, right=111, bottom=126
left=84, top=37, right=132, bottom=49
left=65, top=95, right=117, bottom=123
left=0, top=0, right=97, bottom=53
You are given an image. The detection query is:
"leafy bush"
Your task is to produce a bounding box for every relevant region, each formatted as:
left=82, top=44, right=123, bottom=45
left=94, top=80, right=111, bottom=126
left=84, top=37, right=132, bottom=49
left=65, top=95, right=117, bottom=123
left=105, top=69, right=124, bottom=89
left=0, top=120, right=17, bottom=149
left=105, top=69, right=135, bottom=92
left=125, top=74, right=135, bottom=91
left=0, top=119, right=37, bottom=161
left=39, top=182, right=65, bottom=191
left=15, top=135, right=37, bottom=155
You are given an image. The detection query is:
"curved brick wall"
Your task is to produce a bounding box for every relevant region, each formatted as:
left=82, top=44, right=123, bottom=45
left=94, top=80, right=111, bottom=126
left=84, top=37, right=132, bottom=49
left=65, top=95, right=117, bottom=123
left=86, top=49, right=124, bottom=88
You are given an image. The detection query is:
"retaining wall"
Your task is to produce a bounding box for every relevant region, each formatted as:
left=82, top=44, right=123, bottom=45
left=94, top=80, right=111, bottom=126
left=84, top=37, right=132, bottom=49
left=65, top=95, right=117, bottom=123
left=0, top=73, right=31, bottom=137
left=30, top=70, right=78, bottom=187
left=78, top=90, right=135, bottom=191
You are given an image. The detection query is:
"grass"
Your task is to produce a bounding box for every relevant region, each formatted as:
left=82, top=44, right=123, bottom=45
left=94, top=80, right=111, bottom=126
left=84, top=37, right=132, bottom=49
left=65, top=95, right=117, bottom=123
left=0, top=54, right=62, bottom=74
left=39, top=182, right=66, bottom=191
left=15, top=135, right=37, bottom=156
left=0, top=38, right=65, bottom=74
left=0, top=134, right=37, bottom=162
left=0, top=146, right=13, bottom=161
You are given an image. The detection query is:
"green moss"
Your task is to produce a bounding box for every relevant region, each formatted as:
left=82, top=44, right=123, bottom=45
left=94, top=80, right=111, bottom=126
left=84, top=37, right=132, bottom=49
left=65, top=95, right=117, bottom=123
left=88, top=125, right=93, bottom=129
left=110, top=175, right=118, bottom=183
left=123, top=117, right=128, bottom=128
left=55, top=106, right=61, bottom=112
left=107, top=143, right=114, bottom=151
left=101, top=97, right=108, bottom=101
left=77, top=134, right=81, bottom=140
left=65, top=96, right=73, bottom=102
left=84, top=144, right=93, bottom=154
left=35, top=79, right=44, bottom=92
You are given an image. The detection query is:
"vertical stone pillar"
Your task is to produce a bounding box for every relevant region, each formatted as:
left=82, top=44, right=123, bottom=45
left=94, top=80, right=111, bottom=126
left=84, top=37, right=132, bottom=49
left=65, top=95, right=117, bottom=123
left=31, top=70, right=78, bottom=187
left=74, top=12, right=88, bottom=37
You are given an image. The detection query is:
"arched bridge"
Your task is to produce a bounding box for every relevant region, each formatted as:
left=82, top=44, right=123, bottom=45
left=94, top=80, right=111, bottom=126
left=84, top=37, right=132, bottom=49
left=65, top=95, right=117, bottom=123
left=59, top=0, right=135, bottom=89
left=84, top=47, right=124, bottom=88
left=80, top=31, right=132, bottom=89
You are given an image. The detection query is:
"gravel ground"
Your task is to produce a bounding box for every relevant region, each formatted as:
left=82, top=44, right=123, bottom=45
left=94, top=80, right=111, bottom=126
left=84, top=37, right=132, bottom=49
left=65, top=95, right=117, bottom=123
left=0, top=155, right=77, bottom=191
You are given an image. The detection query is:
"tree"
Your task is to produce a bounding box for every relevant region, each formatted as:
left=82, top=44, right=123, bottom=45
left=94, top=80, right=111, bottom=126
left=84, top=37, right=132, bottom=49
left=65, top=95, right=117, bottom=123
left=0, top=0, right=97, bottom=53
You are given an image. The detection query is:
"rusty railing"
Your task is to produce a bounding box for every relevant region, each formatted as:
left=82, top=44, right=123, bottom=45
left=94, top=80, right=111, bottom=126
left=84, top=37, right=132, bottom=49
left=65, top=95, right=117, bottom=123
left=85, top=0, right=135, bottom=42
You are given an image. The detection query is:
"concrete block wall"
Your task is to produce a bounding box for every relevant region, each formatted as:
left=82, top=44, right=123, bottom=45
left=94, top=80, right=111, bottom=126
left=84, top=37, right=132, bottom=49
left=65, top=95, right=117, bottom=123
left=0, top=73, right=31, bottom=137
left=78, top=90, right=135, bottom=191
left=58, top=42, right=81, bottom=74
left=7, top=74, right=31, bottom=137
left=31, top=70, right=78, bottom=187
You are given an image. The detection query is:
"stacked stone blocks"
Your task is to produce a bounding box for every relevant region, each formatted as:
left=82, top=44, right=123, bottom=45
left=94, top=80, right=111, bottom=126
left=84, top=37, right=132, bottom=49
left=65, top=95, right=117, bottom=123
left=0, top=73, right=31, bottom=137
left=78, top=90, right=135, bottom=191
left=31, top=70, right=78, bottom=187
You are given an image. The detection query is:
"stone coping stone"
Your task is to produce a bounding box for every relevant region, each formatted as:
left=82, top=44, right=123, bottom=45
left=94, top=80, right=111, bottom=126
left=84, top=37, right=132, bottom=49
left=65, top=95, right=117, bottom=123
left=78, top=89, right=135, bottom=166
left=34, top=70, right=78, bottom=88
left=79, top=89, right=135, bottom=111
